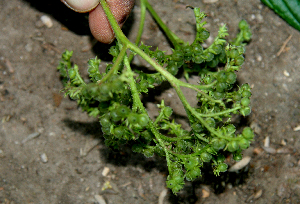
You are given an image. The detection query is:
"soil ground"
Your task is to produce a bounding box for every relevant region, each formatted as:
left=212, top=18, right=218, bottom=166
left=1, top=0, right=300, bottom=203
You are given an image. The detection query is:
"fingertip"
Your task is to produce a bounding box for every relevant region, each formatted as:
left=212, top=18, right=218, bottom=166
left=89, top=5, right=116, bottom=44
left=61, top=0, right=99, bottom=13
left=88, top=0, right=135, bottom=44
left=108, top=0, right=135, bottom=25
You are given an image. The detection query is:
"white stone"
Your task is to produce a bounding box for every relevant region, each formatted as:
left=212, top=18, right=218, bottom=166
left=41, top=15, right=53, bottom=28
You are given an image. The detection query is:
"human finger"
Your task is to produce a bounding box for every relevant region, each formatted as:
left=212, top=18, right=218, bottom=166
left=89, top=0, right=135, bottom=44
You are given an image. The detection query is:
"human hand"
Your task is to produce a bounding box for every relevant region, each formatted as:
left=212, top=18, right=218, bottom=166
left=61, top=0, right=135, bottom=44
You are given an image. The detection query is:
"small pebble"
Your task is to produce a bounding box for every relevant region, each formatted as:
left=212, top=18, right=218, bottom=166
left=102, top=167, right=110, bottom=177
left=0, top=149, right=4, bottom=158
left=262, top=146, right=276, bottom=154
left=253, top=147, right=263, bottom=154
left=263, top=136, right=270, bottom=147
left=203, top=0, right=218, bottom=3
left=253, top=189, right=263, bottom=199
left=228, top=156, right=251, bottom=172
left=202, top=188, right=210, bottom=198
left=293, top=125, right=300, bottom=131
left=95, top=195, right=106, bottom=204
left=40, top=15, right=53, bottom=28
left=276, top=148, right=291, bottom=154
left=256, top=14, right=264, bottom=23
left=250, top=122, right=262, bottom=135
left=49, top=132, right=56, bottom=137
left=40, top=153, right=48, bottom=163
left=25, top=43, right=33, bottom=52
left=256, top=55, right=262, bottom=61
left=282, top=83, right=288, bottom=92
left=206, top=35, right=214, bottom=44
left=280, top=139, right=287, bottom=146
left=283, top=70, right=290, bottom=77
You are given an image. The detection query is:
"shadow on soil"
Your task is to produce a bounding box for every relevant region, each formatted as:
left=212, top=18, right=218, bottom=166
left=63, top=114, right=252, bottom=204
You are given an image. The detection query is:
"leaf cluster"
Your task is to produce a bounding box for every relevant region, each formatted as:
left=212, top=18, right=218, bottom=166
left=57, top=2, right=253, bottom=194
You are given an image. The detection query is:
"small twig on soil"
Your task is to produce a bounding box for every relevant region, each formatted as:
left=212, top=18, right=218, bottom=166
left=3, top=58, right=14, bottom=73
left=276, top=34, right=292, bottom=57
left=158, top=188, right=168, bottom=204
left=138, top=183, right=146, bottom=199
left=42, top=42, right=61, bottom=54
left=22, top=132, right=41, bottom=144
left=80, top=138, right=99, bottom=157
left=120, top=182, right=131, bottom=187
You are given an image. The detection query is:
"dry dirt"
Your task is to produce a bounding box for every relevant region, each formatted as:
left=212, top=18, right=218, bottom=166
left=1, top=0, right=300, bottom=203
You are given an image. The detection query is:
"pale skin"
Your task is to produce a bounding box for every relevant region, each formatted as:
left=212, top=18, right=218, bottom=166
left=61, top=0, right=135, bottom=44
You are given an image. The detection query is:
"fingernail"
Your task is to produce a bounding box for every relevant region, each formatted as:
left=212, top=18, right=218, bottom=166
left=61, top=0, right=99, bottom=13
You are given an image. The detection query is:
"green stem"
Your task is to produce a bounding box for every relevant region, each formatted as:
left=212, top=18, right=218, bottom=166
left=196, top=106, right=241, bottom=118
left=101, top=0, right=175, bottom=170
left=99, top=45, right=127, bottom=84
left=123, top=54, right=173, bottom=173
left=172, top=84, right=226, bottom=140
left=232, top=32, right=244, bottom=46
left=99, top=0, right=185, bottom=92
left=74, top=65, right=86, bottom=85
left=159, top=133, right=192, bottom=142
left=176, top=80, right=225, bottom=106
left=128, top=0, right=147, bottom=62
left=134, top=0, right=147, bottom=46
left=193, top=81, right=217, bottom=90
left=128, top=44, right=197, bottom=125
left=123, top=56, right=141, bottom=111
left=143, top=0, right=184, bottom=48
left=127, top=43, right=178, bottom=85
left=194, top=133, right=209, bottom=143
left=99, top=0, right=131, bottom=45
left=153, top=110, right=164, bottom=126
left=170, top=144, right=211, bottom=159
